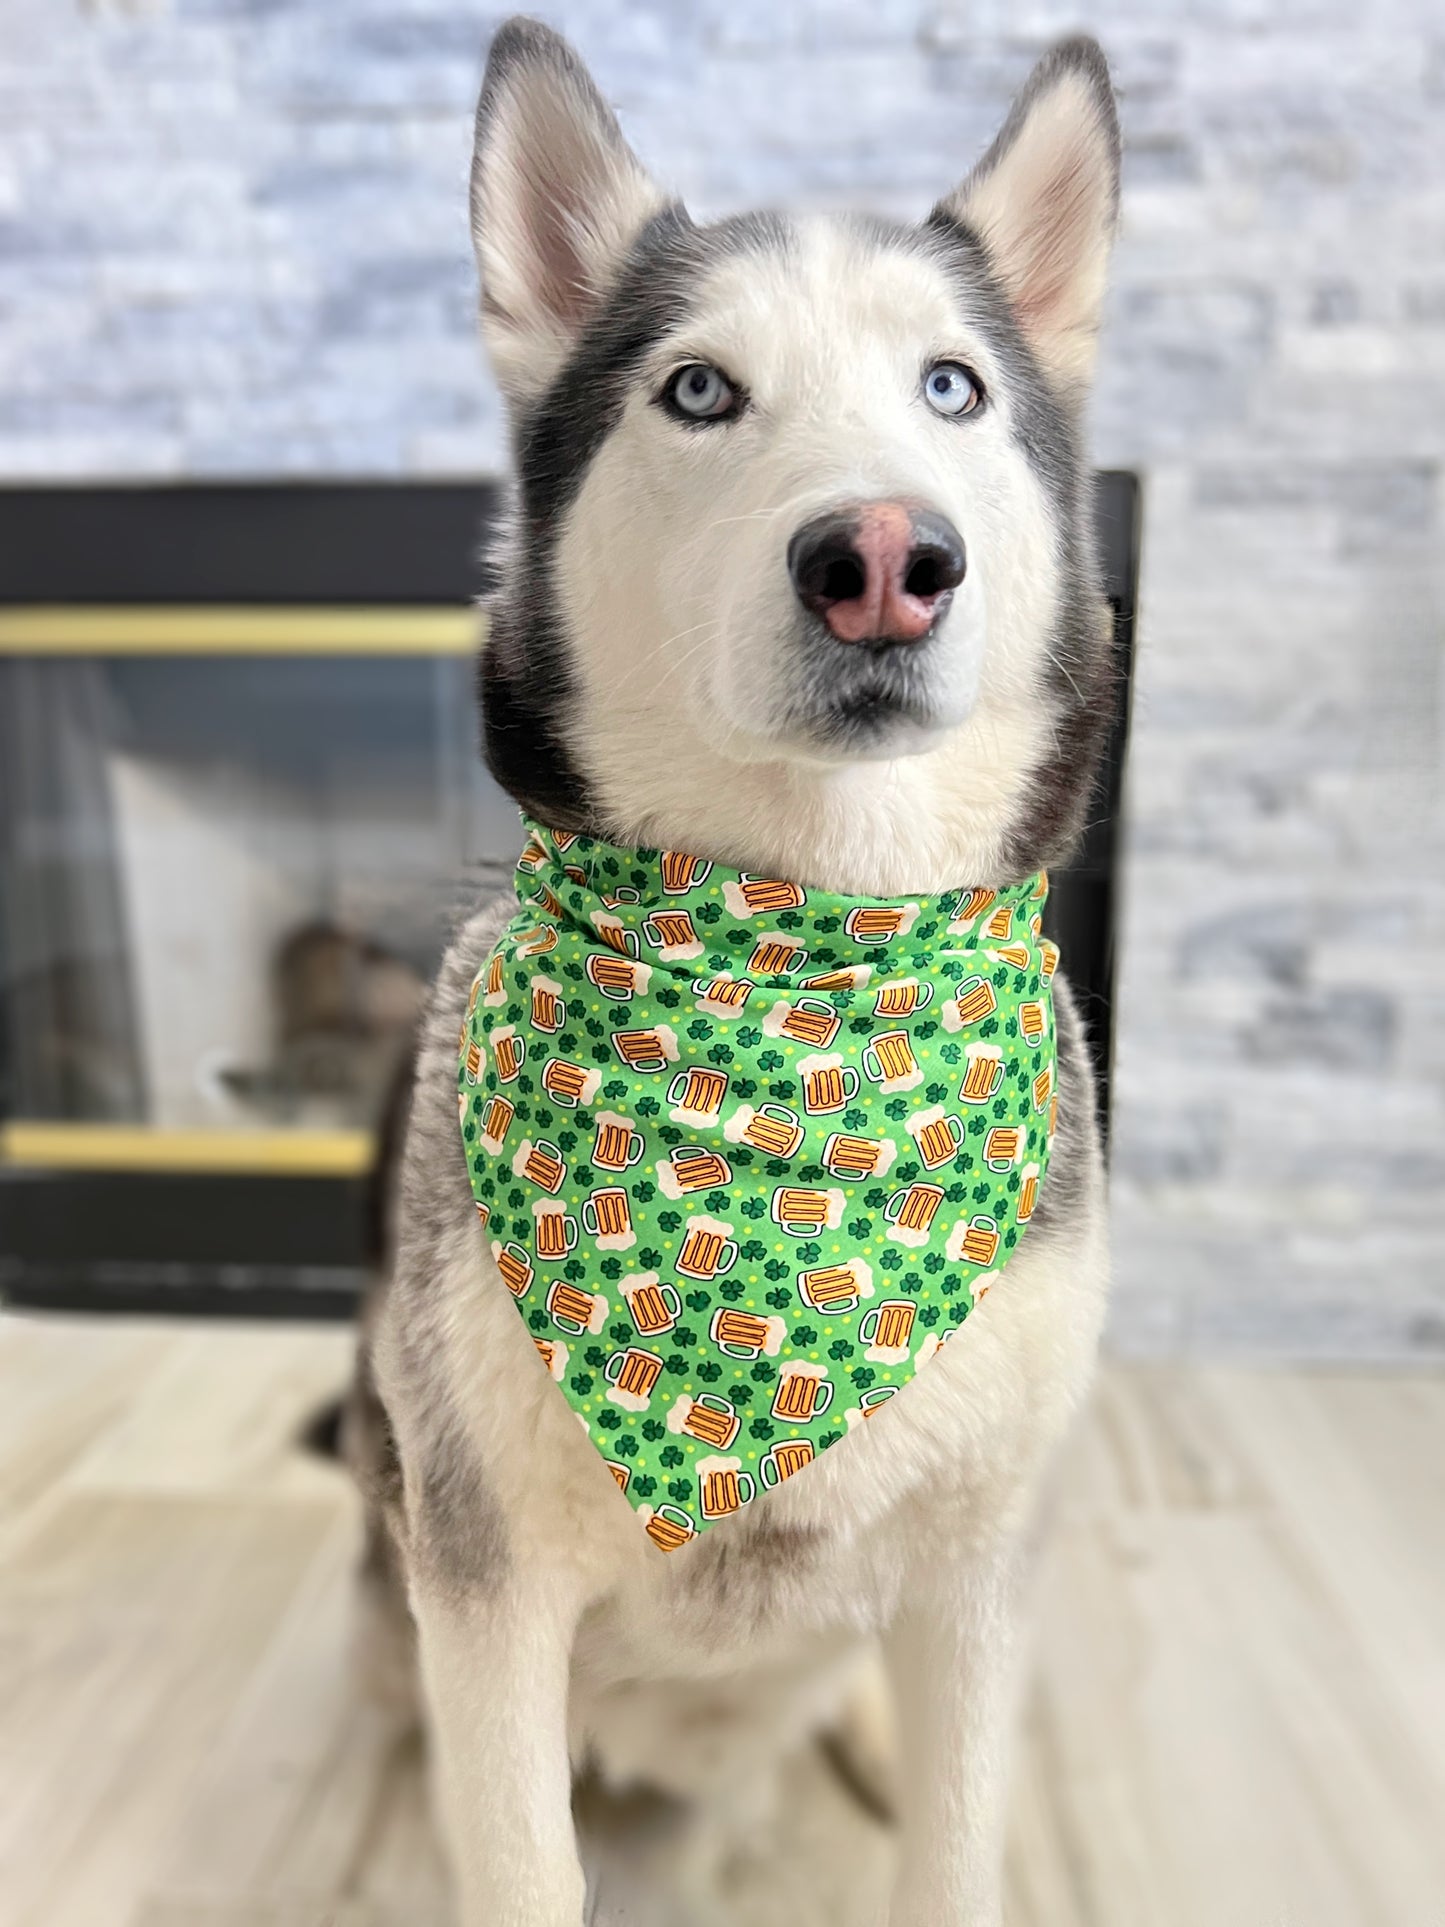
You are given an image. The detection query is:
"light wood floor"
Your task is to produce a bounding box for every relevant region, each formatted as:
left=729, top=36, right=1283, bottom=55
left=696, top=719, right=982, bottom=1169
left=1, top=1312, right=1442, bottom=1927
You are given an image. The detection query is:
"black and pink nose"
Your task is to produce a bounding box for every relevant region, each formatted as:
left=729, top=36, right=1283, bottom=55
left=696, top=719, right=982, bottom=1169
left=787, top=501, right=966, bottom=645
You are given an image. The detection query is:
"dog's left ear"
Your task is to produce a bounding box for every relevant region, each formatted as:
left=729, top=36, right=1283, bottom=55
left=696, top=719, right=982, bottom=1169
left=935, top=38, right=1120, bottom=399
left=471, top=18, right=671, bottom=405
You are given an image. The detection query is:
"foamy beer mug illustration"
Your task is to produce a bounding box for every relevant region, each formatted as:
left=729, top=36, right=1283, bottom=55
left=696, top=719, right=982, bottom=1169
left=660, top=1144, right=733, bottom=1197
left=479, top=1093, right=515, bottom=1155
left=907, top=1105, right=965, bottom=1170
left=482, top=948, right=507, bottom=1005
left=947, top=1213, right=1001, bottom=1266
left=862, top=1027, right=923, bottom=1091
left=709, top=1305, right=785, bottom=1359
left=693, top=973, right=755, bottom=1017
left=514, top=922, right=558, bottom=958
left=1033, top=1064, right=1054, bottom=1113
left=723, top=874, right=807, bottom=917
left=873, top=976, right=932, bottom=1019
left=660, top=849, right=713, bottom=894
left=1017, top=1161, right=1041, bottom=1222
left=771, top=1362, right=833, bottom=1423
left=593, top=912, right=641, bottom=958
left=765, top=997, right=841, bottom=1049
left=669, top=1391, right=741, bottom=1450
left=668, top=1063, right=730, bottom=1123
left=492, top=1239, right=533, bottom=1298
left=797, top=1259, right=872, bottom=1314
left=1018, top=999, right=1048, bottom=1046
left=770, top=1185, right=844, bottom=1236
left=801, top=963, right=870, bottom=993
left=821, top=1132, right=894, bottom=1180
left=585, top=952, right=650, bottom=1000
left=473, top=1197, right=490, bottom=1229
left=943, top=974, right=997, bottom=1031
left=512, top=1136, right=566, bottom=1195
left=623, top=1273, right=681, bottom=1337
left=604, top=1345, right=665, bottom=1411
left=725, top=1102, right=805, bottom=1160
left=516, top=831, right=548, bottom=874
left=641, top=907, right=702, bottom=958
left=606, top=1460, right=631, bottom=1496
left=461, top=1038, right=485, bottom=1083
left=532, top=1200, right=579, bottom=1262
left=532, top=1335, right=567, bottom=1380
left=675, top=1215, right=739, bottom=1280
left=546, top=1278, right=607, bottom=1335
left=991, top=941, right=1031, bottom=971
left=984, top=1124, right=1025, bottom=1172
left=884, top=1180, right=946, bottom=1246
left=490, top=1025, right=526, bottom=1083
left=592, top=1112, right=645, bottom=1172
left=861, top=1298, right=916, bottom=1363
left=960, top=1042, right=1004, bottom=1104
left=541, top=1056, right=601, bottom=1108
left=844, top=902, right=916, bottom=945
left=643, top=1504, right=697, bottom=1553
left=749, top=933, right=807, bottom=975
left=697, top=1455, right=756, bottom=1520
left=530, top=975, right=567, bottom=1033
left=761, top=1438, right=815, bottom=1487
left=984, top=903, right=1014, bottom=941
left=582, top=1184, right=635, bottom=1247
left=798, top=1053, right=860, bottom=1115
left=948, top=885, right=997, bottom=931
left=612, top=1025, right=678, bottom=1073
left=1039, top=937, right=1060, bottom=981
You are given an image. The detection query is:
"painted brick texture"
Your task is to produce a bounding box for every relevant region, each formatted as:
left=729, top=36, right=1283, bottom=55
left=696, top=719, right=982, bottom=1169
left=2, top=1, right=1441, bottom=1355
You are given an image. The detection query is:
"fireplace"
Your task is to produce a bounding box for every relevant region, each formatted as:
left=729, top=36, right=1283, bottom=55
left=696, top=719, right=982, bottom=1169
left=0, top=477, right=1138, bottom=1315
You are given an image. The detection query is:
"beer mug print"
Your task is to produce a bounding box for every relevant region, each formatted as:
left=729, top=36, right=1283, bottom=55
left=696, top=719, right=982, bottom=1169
left=906, top=1105, right=965, bottom=1170
left=883, top=1181, right=946, bottom=1248
left=942, top=974, right=997, bottom=1031
left=530, top=975, right=567, bottom=1033
left=547, top=1278, right=608, bottom=1335
left=873, top=976, right=932, bottom=1019
left=820, top=1131, right=896, bottom=1180
left=531, top=1199, right=578, bottom=1262
left=862, top=1028, right=924, bottom=1092
left=604, top=1346, right=665, bottom=1412
left=764, top=996, right=841, bottom=1049
left=771, top=1362, right=832, bottom=1424
left=668, top=1391, right=741, bottom=1450
left=511, top=1136, right=566, bottom=1195
left=961, top=1043, right=1004, bottom=1104
left=582, top=1185, right=636, bottom=1249
left=458, top=817, right=1057, bottom=1546
left=675, top=1214, right=738, bottom=1280
left=761, top=1438, right=815, bottom=1487
left=641, top=907, right=703, bottom=960
left=770, top=1185, right=845, bottom=1237
left=622, top=1273, right=681, bottom=1338
left=724, top=1102, right=805, bottom=1160
left=667, top=1063, right=730, bottom=1125
left=540, top=1057, right=601, bottom=1108
left=797, top=1052, right=860, bottom=1115
left=658, top=1144, right=733, bottom=1198
left=861, top=1298, right=916, bottom=1364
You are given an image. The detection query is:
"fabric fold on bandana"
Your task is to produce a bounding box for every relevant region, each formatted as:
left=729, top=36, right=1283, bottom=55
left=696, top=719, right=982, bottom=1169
left=458, top=818, right=1058, bottom=1552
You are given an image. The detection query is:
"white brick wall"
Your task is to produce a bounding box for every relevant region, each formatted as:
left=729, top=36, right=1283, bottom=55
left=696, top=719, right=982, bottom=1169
left=3, top=1, right=1441, bottom=1356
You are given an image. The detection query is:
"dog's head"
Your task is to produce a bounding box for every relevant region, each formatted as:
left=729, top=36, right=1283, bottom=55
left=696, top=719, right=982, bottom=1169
left=472, top=20, right=1120, bottom=892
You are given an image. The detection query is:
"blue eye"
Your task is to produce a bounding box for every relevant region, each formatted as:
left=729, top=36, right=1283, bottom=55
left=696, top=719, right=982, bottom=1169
left=666, top=363, right=738, bottom=421
left=923, top=361, right=982, bottom=418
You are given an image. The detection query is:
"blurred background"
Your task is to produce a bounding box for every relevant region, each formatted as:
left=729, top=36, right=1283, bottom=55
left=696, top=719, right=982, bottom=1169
left=0, top=4, right=1441, bottom=1925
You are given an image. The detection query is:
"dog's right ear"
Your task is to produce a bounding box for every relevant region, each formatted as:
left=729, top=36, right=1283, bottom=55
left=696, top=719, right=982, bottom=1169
left=471, top=18, right=669, bottom=405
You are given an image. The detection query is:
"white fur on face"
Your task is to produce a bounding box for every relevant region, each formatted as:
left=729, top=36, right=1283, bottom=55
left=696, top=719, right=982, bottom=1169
left=552, top=219, right=1063, bottom=894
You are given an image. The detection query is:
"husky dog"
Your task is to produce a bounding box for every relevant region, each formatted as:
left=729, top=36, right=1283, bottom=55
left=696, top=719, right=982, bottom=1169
left=365, top=19, right=1120, bottom=1924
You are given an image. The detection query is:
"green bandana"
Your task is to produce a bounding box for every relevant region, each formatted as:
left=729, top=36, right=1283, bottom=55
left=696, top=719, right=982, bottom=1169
left=458, top=819, right=1058, bottom=1553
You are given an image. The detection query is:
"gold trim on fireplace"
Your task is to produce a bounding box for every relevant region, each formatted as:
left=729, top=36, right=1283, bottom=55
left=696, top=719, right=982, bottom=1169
left=0, top=606, right=485, bottom=656
left=0, top=1121, right=376, bottom=1177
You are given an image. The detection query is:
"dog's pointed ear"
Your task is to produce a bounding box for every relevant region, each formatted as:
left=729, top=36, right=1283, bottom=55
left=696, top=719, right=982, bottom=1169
left=935, top=38, right=1119, bottom=399
left=471, top=18, right=670, bottom=404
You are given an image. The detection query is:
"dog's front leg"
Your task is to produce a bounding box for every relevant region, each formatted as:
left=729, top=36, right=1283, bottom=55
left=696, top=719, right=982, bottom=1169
left=882, top=1537, right=1025, bottom=1926
left=411, top=1569, right=586, bottom=1927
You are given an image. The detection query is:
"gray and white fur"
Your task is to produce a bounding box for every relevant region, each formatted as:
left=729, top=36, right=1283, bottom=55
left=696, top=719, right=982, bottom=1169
left=363, top=19, right=1121, bottom=1924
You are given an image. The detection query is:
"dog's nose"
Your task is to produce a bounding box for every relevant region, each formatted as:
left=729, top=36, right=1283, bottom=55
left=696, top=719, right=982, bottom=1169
left=787, top=502, right=966, bottom=645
